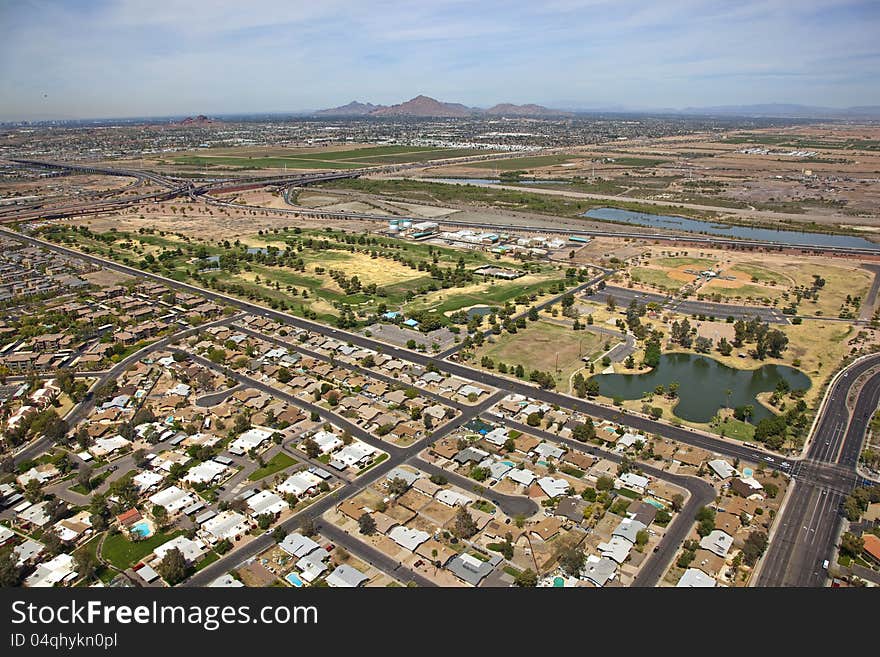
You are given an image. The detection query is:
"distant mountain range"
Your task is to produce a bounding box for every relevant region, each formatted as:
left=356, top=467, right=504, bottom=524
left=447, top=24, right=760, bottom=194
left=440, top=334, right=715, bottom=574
left=674, top=103, right=880, bottom=119
left=312, top=96, right=880, bottom=120
left=314, top=95, right=571, bottom=118
left=172, top=114, right=218, bottom=126
left=315, top=101, right=385, bottom=116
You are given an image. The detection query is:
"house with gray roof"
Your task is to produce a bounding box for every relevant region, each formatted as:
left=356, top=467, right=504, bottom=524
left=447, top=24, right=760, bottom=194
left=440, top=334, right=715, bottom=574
left=326, top=564, right=368, bottom=588
left=454, top=447, right=490, bottom=465
left=699, top=529, right=734, bottom=557
left=612, top=518, right=647, bottom=544
left=386, top=467, right=420, bottom=489
left=582, top=556, right=617, bottom=587
left=279, top=532, right=322, bottom=559
left=446, top=552, right=501, bottom=586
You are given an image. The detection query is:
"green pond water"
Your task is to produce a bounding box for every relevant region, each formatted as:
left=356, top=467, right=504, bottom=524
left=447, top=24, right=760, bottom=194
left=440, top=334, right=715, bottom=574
left=592, top=353, right=810, bottom=423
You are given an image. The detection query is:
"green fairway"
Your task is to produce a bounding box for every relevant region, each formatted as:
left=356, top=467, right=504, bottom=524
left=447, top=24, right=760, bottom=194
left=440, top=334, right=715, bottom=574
left=730, top=263, right=790, bottom=285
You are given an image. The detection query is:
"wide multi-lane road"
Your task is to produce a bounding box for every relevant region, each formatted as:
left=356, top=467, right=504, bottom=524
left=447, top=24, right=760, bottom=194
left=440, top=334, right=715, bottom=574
left=5, top=225, right=878, bottom=586
left=755, top=354, right=880, bottom=586
left=1, top=227, right=779, bottom=468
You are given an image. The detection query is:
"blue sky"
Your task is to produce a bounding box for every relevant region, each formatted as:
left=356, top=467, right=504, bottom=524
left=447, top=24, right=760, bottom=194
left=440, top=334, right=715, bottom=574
left=1, top=0, right=879, bottom=120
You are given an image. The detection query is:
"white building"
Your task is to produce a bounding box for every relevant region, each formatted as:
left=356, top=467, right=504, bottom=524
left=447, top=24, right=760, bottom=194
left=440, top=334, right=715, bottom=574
left=148, top=486, right=198, bottom=514
left=228, top=427, right=273, bottom=455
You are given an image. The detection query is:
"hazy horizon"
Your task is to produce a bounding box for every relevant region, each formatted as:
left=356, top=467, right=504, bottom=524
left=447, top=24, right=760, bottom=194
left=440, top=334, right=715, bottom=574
left=2, top=0, right=879, bottom=121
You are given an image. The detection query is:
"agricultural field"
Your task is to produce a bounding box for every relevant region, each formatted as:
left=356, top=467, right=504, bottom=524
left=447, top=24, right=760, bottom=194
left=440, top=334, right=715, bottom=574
left=167, top=145, right=497, bottom=170
left=467, top=154, right=587, bottom=170
left=473, top=320, right=607, bottom=391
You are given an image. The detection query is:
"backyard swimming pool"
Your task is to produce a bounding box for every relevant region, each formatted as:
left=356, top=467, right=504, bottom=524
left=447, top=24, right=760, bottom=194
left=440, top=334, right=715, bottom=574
left=131, top=521, right=153, bottom=538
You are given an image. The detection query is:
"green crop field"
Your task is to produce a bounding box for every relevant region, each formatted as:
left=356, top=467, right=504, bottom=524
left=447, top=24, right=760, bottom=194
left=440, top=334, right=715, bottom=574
left=469, top=154, right=585, bottom=170
left=171, top=145, right=496, bottom=170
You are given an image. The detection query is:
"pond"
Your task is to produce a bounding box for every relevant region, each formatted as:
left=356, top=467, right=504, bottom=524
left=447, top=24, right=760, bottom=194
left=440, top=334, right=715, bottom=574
left=582, top=207, right=880, bottom=251
left=591, top=353, right=811, bottom=423
left=465, top=305, right=496, bottom=319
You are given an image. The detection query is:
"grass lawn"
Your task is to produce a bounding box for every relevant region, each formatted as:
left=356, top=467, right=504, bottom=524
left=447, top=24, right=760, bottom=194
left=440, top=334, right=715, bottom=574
left=73, top=534, right=113, bottom=584
left=560, top=465, right=585, bottom=478
left=249, top=452, right=297, bottom=481
left=714, top=417, right=756, bottom=442
left=702, top=281, right=777, bottom=301
left=477, top=320, right=606, bottom=390
left=407, top=273, right=566, bottom=316
left=652, top=256, right=717, bottom=269
left=472, top=500, right=496, bottom=513
left=359, top=453, right=389, bottom=473
left=630, top=267, right=688, bottom=292
left=194, top=551, right=221, bottom=571
left=730, top=262, right=790, bottom=285
left=101, top=529, right=185, bottom=571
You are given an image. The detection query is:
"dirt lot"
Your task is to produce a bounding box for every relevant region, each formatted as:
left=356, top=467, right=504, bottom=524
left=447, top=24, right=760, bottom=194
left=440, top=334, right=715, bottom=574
left=410, top=125, right=880, bottom=228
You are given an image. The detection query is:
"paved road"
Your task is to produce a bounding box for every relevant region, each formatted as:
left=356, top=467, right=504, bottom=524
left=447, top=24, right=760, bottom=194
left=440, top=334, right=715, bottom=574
left=194, top=384, right=243, bottom=408
left=314, top=522, right=436, bottom=587
left=231, top=323, right=472, bottom=412
left=4, top=228, right=781, bottom=468
left=584, top=285, right=787, bottom=324
left=8, top=227, right=872, bottom=587
left=755, top=355, right=880, bottom=586
left=184, top=363, right=504, bottom=587
left=11, top=314, right=239, bottom=466
left=409, top=456, right=539, bottom=517
left=858, top=264, right=880, bottom=322
left=500, top=417, right=716, bottom=587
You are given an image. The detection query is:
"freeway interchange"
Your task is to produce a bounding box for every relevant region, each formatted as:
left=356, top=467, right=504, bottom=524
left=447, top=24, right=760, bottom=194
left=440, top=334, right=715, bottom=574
left=2, top=157, right=879, bottom=587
